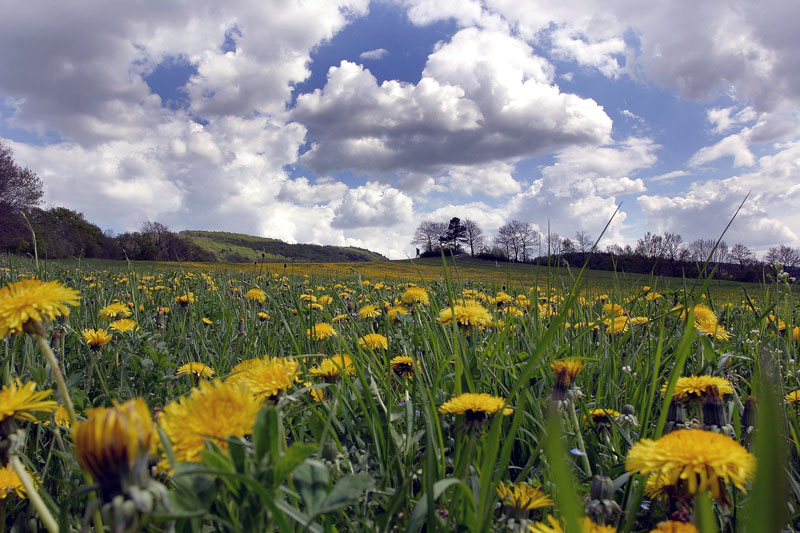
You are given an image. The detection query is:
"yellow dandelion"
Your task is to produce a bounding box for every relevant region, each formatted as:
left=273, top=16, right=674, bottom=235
left=245, top=288, right=266, bottom=303
left=228, top=357, right=299, bottom=400
left=109, top=319, right=138, bottom=332
left=73, top=398, right=153, bottom=493
left=82, top=328, right=112, bottom=349
left=650, top=521, right=699, bottom=533
left=390, top=355, right=417, bottom=379
left=625, top=429, right=755, bottom=500
left=98, top=302, right=131, bottom=321
left=0, top=379, right=57, bottom=423
left=0, top=463, right=28, bottom=499
left=785, top=390, right=800, bottom=404
left=359, top=333, right=388, bottom=350
left=54, top=405, right=71, bottom=427
left=602, top=303, right=625, bottom=317
left=358, top=304, right=381, bottom=319
left=174, top=293, right=195, bottom=305
left=491, top=291, right=513, bottom=307
left=332, top=314, right=349, bottom=323
left=697, top=323, right=731, bottom=340
left=551, top=359, right=584, bottom=387
left=308, top=354, right=355, bottom=382
left=202, top=317, right=213, bottom=325
left=176, top=362, right=215, bottom=379
left=257, top=312, right=270, bottom=321
left=586, top=409, right=621, bottom=426
left=496, top=481, right=553, bottom=513
left=401, top=286, right=430, bottom=306
left=307, top=322, right=337, bottom=341
left=604, top=316, right=630, bottom=335
left=299, top=294, right=317, bottom=303
left=437, top=300, right=493, bottom=329
left=159, top=379, right=262, bottom=464
left=529, top=516, right=615, bottom=533
left=439, top=392, right=508, bottom=418
left=0, top=279, right=80, bottom=337
left=673, top=304, right=719, bottom=330
left=662, top=376, right=733, bottom=400
left=388, top=306, right=409, bottom=322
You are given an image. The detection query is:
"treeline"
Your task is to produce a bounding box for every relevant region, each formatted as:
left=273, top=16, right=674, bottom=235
left=413, top=218, right=799, bottom=282
left=0, top=208, right=214, bottom=262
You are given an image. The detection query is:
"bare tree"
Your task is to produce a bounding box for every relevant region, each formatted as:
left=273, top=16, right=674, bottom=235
left=688, top=238, right=729, bottom=263
left=141, top=221, right=170, bottom=247
left=635, top=232, right=665, bottom=259
left=765, top=245, right=800, bottom=269
left=729, top=243, right=755, bottom=268
left=574, top=230, right=593, bottom=254
left=546, top=232, right=563, bottom=256
left=0, top=140, right=44, bottom=211
left=462, top=219, right=485, bottom=256
left=412, top=221, right=448, bottom=253
left=496, top=220, right=536, bottom=262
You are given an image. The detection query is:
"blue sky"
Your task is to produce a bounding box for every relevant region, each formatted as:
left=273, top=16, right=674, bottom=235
left=1, top=0, right=798, bottom=258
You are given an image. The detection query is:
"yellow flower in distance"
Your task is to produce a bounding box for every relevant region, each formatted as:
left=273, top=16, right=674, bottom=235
left=401, top=286, right=430, bottom=306
left=159, top=379, right=262, bottom=464
left=174, top=293, right=195, bottom=305
left=308, top=354, right=355, bottom=382
left=109, top=319, right=138, bottom=332
left=602, top=303, right=625, bottom=317
left=586, top=409, right=621, bottom=426
left=626, top=429, right=755, bottom=500
left=359, top=333, right=388, bottom=350
left=307, top=322, right=337, bottom=341
left=176, top=362, right=215, bottom=379
left=245, top=288, right=266, bottom=303
left=82, top=328, right=112, bottom=349
left=73, top=398, right=153, bottom=494
left=228, top=357, right=299, bottom=401
left=358, top=304, right=381, bottom=319
left=0, top=379, right=57, bottom=423
left=496, top=481, right=553, bottom=513
left=662, top=375, right=733, bottom=400
left=0, top=279, right=80, bottom=338
left=98, top=302, right=131, bottom=321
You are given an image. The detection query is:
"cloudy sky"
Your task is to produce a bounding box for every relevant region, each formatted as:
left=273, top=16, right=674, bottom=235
left=1, top=0, right=798, bottom=259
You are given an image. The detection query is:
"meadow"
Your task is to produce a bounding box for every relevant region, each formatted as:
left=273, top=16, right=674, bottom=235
left=0, top=254, right=798, bottom=532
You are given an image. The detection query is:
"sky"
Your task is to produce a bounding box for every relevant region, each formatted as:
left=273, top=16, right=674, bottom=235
left=1, top=0, right=798, bottom=259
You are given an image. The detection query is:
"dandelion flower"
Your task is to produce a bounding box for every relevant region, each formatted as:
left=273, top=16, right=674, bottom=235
left=625, top=429, right=755, bottom=501
left=401, top=286, right=430, bottom=306
left=245, top=288, right=266, bottom=303
left=0, top=279, right=79, bottom=338
left=437, top=300, right=493, bottom=329
left=604, top=316, right=629, bottom=335
left=388, top=306, right=409, bottom=322
left=54, top=405, right=71, bottom=427
left=529, top=516, right=615, bottom=533
left=229, top=357, right=299, bottom=401
left=202, top=317, right=213, bottom=325
left=98, top=302, right=131, bottom=321
left=174, top=293, right=195, bottom=305
left=785, top=390, right=800, bottom=404
left=390, top=355, right=416, bottom=379
left=73, top=398, right=153, bottom=496
left=82, top=328, right=112, bottom=349
left=0, top=463, right=28, bottom=499
left=308, top=354, right=355, bottom=382
left=496, top=481, right=553, bottom=514
left=586, top=409, right=621, bottom=427
left=551, top=359, right=584, bottom=387
left=439, top=392, right=508, bottom=420
left=359, top=333, right=388, bottom=350
left=176, top=362, right=215, bottom=379
left=358, top=304, right=381, bottom=319
left=0, top=379, right=57, bottom=423
left=159, top=379, right=262, bottom=464
left=109, top=319, right=138, bottom=332
left=662, top=376, right=733, bottom=400
left=307, top=322, right=337, bottom=341
left=602, top=303, right=625, bottom=317
left=650, top=521, right=699, bottom=533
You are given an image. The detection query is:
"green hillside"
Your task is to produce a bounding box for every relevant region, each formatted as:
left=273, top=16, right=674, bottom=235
left=180, top=230, right=387, bottom=263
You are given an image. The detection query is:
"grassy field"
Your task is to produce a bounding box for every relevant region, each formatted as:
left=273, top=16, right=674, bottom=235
left=1, top=254, right=798, bottom=531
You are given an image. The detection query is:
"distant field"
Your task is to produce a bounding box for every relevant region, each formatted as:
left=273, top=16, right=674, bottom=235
left=4, top=254, right=773, bottom=301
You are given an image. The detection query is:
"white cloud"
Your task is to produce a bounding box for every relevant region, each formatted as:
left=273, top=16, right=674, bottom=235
left=648, top=170, right=690, bottom=182
left=689, top=133, right=755, bottom=168
left=639, top=140, right=800, bottom=252
left=707, top=106, right=756, bottom=134
left=277, top=177, right=349, bottom=204
left=330, top=182, right=414, bottom=229
left=294, top=27, right=612, bottom=180
left=359, top=48, right=388, bottom=60
left=438, top=162, right=521, bottom=197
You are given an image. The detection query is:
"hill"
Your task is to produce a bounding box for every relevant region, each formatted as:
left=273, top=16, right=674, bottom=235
left=180, top=230, right=387, bottom=263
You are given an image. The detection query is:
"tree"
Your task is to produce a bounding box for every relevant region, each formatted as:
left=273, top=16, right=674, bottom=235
left=635, top=232, right=665, bottom=259
left=411, top=221, right=448, bottom=253
left=462, top=219, right=485, bottom=256
left=765, top=245, right=800, bottom=269
left=441, top=217, right=467, bottom=252
left=561, top=238, right=576, bottom=254
left=497, top=220, right=537, bottom=262
left=729, top=243, right=755, bottom=268
left=546, top=232, right=562, bottom=256
left=688, top=238, right=728, bottom=263
left=0, top=141, right=44, bottom=211
left=574, top=230, right=593, bottom=254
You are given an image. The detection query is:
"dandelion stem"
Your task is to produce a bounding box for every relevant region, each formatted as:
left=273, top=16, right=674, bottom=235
left=34, top=333, right=77, bottom=426
left=9, top=456, right=58, bottom=533
left=569, top=402, right=592, bottom=477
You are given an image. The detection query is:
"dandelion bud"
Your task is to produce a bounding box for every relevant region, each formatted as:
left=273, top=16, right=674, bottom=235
left=585, top=475, right=621, bottom=525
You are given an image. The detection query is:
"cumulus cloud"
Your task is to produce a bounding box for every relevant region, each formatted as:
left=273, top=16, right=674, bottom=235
left=438, top=162, right=521, bottom=197
left=639, top=140, right=800, bottom=252
left=293, top=27, right=612, bottom=180
left=689, top=134, right=755, bottom=168
left=359, top=48, right=388, bottom=60
left=330, top=182, right=414, bottom=229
